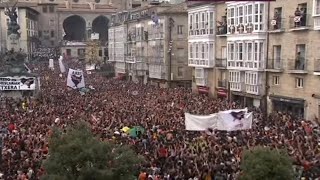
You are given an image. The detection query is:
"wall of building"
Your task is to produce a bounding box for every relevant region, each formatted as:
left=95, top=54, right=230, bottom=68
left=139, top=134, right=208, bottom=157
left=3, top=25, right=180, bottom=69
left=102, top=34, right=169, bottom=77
left=267, top=0, right=320, bottom=120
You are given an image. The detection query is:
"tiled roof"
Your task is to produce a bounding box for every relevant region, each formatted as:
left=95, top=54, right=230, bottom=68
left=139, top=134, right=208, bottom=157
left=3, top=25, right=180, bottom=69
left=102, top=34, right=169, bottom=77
left=158, top=2, right=188, bottom=14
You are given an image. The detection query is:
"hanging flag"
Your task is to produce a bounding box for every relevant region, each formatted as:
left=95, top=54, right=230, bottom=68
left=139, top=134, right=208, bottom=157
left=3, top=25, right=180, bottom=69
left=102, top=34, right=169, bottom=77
left=49, top=59, right=54, bottom=70
left=67, top=68, right=85, bottom=89
left=58, top=56, right=66, bottom=73
left=151, top=12, right=159, bottom=26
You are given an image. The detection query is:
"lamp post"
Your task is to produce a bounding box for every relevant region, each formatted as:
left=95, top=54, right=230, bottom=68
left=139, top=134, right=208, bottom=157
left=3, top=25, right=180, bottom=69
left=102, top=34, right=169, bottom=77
left=168, top=17, right=174, bottom=88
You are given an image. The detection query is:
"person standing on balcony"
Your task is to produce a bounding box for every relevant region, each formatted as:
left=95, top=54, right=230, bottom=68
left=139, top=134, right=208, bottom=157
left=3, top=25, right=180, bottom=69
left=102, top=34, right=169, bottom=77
left=294, top=7, right=301, bottom=27
left=273, top=10, right=280, bottom=29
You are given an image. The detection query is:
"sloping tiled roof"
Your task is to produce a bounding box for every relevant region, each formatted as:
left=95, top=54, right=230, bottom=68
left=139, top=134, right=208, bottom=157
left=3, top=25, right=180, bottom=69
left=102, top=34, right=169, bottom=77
left=158, top=2, right=188, bottom=14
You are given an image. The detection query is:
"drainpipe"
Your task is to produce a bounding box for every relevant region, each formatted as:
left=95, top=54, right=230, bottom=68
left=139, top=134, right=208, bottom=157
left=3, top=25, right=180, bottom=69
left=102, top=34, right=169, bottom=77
left=264, top=1, right=271, bottom=117
left=168, top=17, right=174, bottom=88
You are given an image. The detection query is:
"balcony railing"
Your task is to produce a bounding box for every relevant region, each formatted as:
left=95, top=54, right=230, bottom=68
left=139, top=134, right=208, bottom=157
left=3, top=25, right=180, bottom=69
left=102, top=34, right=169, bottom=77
left=287, top=58, right=308, bottom=73
left=246, top=84, right=263, bottom=95
left=229, top=82, right=243, bottom=92
left=216, top=25, right=227, bottom=35
left=215, top=58, right=227, bottom=68
left=126, top=56, right=135, bottom=63
left=188, top=58, right=214, bottom=67
left=148, top=32, right=164, bottom=40
left=195, top=78, right=208, bottom=86
left=189, top=28, right=214, bottom=36
left=269, top=18, right=285, bottom=32
left=218, top=79, right=227, bottom=88
left=266, top=59, right=284, bottom=72
left=289, top=14, right=311, bottom=30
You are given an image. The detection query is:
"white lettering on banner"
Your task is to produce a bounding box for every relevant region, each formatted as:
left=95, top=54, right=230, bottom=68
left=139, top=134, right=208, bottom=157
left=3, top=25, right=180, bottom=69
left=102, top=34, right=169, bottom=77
left=0, top=77, right=36, bottom=91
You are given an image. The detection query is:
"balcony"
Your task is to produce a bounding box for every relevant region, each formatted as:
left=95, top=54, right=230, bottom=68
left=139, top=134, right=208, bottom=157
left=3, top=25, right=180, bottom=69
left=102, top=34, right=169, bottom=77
left=189, top=28, right=214, bottom=37
left=289, top=14, right=311, bottom=31
left=229, top=82, right=244, bottom=92
left=246, top=84, right=263, bottom=95
left=189, top=58, right=214, bottom=68
left=313, top=59, right=320, bottom=75
left=218, top=79, right=227, bottom=88
left=148, top=32, right=164, bottom=40
left=287, top=59, right=308, bottom=74
left=195, top=78, right=208, bottom=86
left=266, top=59, right=284, bottom=73
left=126, top=56, right=135, bottom=63
left=215, top=58, right=227, bottom=69
left=268, top=18, right=285, bottom=33
left=216, top=25, right=227, bottom=36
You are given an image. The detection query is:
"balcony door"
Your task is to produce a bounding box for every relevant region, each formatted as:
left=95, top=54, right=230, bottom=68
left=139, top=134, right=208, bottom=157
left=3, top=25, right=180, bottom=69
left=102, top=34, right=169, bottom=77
left=272, top=45, right=281, bottom=69
left=296, top=44, right=306, bottom=70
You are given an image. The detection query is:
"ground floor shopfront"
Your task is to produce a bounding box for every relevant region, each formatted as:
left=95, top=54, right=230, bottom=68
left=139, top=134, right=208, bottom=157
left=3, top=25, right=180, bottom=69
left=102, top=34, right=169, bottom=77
left=268, top=95, right=306, bottom=119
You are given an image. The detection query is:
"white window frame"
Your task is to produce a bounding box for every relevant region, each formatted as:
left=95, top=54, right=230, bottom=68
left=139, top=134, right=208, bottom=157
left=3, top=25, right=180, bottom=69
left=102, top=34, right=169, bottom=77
left=189, top=14, right=193, bottom=30
left=189, top=43, right=193, bottom=59
left=228, top=42, right=235, bottom=61
left=195, top=43, right=199, bottom=59
left=229, top=71, right=241, bottom=82
left=253, top=3, right=265, bottom=31
left=195, top=13, right=199, bottom=30
left=295, top=78, right=304, bottom=88
left=314, top=0, right=320, bottom=15
left=237, top=42, right=243, bottom=61
left=237, top=6, right=244, bottom=25
left=273, top=76, right=280, bottom=85
left=201, top=43, right=205, bottom=59
left=227, top=7, right=236, bottom=33
left=209, top=11, right=214, bottom=34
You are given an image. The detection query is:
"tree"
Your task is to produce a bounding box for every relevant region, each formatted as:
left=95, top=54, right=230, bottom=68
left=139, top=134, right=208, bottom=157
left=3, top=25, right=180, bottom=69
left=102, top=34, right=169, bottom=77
left=41, top=122, right=143, bottom=180
left=85, top=40, right=102, bottom=69
left=240, top=146, right=294, bottom=180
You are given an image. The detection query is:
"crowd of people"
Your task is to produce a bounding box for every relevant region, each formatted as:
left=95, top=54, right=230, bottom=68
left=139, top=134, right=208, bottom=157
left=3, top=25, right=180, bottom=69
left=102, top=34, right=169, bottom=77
left=0, top=60, right=319, bottom=180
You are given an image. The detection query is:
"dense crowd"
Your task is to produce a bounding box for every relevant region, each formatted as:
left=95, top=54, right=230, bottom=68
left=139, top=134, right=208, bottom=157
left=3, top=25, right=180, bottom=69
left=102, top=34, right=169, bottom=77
left=0, top=60, right=320, bottom=180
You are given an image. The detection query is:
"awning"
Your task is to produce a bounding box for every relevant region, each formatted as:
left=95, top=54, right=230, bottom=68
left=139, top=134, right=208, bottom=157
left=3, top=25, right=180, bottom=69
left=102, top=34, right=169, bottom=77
left=217, top=89, right=227, bottom=97
left=269, top=95, right=305, bottom=104
left=198, top=86, right=209, bottom=94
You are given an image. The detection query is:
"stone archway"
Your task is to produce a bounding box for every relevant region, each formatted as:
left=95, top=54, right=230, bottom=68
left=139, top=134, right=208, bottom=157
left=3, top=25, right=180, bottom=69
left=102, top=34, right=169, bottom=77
left=63, top=15, right=86, bottom=41
left=92, top=16, right=109, bottom=43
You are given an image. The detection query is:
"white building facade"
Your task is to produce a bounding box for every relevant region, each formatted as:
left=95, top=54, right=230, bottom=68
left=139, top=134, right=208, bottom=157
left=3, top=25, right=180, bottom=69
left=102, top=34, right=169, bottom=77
left=226, top=1, right=268, bottom=107
left=188, top=4, right=216, bottom=88
left=108, top=24, right=127, bottom=75
left=313, top=0, right=320, bottom=30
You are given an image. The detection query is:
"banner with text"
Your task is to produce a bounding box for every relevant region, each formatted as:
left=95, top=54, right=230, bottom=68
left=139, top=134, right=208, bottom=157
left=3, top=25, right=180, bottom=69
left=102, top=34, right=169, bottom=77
left=184, top=108, right=252, bottom=132
left=67, top=68, right=85, bottom=89
left=0, top=77, right=36, bottom=91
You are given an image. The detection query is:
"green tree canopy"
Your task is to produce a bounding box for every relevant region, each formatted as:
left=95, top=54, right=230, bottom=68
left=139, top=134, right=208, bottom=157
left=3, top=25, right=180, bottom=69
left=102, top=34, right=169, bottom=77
left=240, top=146, right=294, bottom=180
left=41, top=122, right=143, bottom=180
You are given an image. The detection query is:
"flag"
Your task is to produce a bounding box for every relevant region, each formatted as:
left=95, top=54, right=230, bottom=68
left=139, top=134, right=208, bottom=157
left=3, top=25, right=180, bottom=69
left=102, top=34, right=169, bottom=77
left=49, top=59, right=54, bottom=70
left=67, top=68, right=85, bottom=89
left=217, top=109, right=253, bottom=131
left=151, top=13, right=159, bottom=26
left=185, top=113, right=218, bottom=131
left=58, top=56, right=66, bottom=73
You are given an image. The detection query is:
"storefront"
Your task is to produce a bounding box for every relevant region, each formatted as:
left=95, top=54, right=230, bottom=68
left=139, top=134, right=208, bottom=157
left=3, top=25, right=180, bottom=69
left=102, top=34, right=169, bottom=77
left=269, top=95, right=305, bottom=118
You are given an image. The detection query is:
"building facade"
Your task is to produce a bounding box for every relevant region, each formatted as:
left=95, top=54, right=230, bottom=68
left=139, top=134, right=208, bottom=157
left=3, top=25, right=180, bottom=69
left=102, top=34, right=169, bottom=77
left=226, top=1, right=268, bottom=108
left=109, top=3, right=192, bottom=87
left=0, top=5, right=40, bottom=59
left=266, top=0, right=320, bottom=120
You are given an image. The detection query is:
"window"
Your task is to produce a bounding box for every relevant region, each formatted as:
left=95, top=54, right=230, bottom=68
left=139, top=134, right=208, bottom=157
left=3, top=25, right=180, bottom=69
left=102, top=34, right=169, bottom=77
left=99, top=50, right=102, bottom=57
left=201, top=44, right=205, bottom=59
left=189, top=14, right=193, bottom=30
left=254, top=3, right=265, bottom=31
left=295, top=78, right=304, bottom=88
left=229, top=71, right=240, bottom=82
left=195, top=44, right=199, bottom=58
left=245, top=4, right=253, bottom=24
left=316, top=0, right=320, bottom=15
left=195, top=13, right=199, bottom=29
left=273, top=76, right=280, bottom=85
left=237, top=6, right=244, bottom=25
left=178, top=67, right=184, bottom=77
left=177, top=25, right=183, bottom=34
left=42, top=6, right=47, bottom=13
left=273, top=45, right=281, bottom=69
left=200, top=12, right=205, bottom=29
left=49, top=6, right=54, bottom=13
left=189, top=44, right=193, bottom=59
left=222, top=46, right=227, bottom=59
left=296, top=44, right=306, bottom=70
left=39, top=31, right=42, bottom=38
left=50, top=30, right=54, bottom=38
left=228, top=43, right=235, bottom=60
left=237, top=42, right=243, bottom=60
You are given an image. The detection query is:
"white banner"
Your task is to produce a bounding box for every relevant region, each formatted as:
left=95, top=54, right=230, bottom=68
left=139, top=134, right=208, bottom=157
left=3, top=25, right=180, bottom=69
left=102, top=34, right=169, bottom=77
left=67, top=69, right=85, bottom=89
left=185, top=108, right=252, bottom=132
left=0, top=77, right=36, bottom=91
left=49, top=59, right=54, bottom=70
left=185, top=113, right=218, bottom=131
left=217, top=110, right=252, bottom=131
left=58, top=56, right=66, bottom=73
